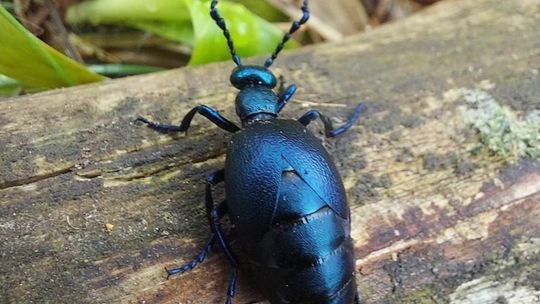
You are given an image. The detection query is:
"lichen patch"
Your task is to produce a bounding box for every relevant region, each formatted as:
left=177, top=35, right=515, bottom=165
left=458, top=88, right=540, bottom=161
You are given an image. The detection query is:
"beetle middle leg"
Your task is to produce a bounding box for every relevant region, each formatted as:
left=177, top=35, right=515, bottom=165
left=207, top=169, right=239, bottom=304
left=136, top=105, right=240, bottom=134
left=166, top=169, right=239, bottom=304
left=165, top=200, right=228, bottom=278
left=297, top=103, right=366, bottom=137
left=165, top=234, right=214, bottom=278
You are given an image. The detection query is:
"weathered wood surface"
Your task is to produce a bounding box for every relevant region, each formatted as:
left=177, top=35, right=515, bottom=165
left=1, top=0, right=539, bottom=303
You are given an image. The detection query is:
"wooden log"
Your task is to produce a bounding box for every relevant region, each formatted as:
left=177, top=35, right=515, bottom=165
left=1, top=0, right=539, bottom=303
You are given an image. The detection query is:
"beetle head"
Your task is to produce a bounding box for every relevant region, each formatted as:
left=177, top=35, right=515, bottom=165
left=231, top=66, right=279, bottom=122
left=230, top=65, right=277, bottom=89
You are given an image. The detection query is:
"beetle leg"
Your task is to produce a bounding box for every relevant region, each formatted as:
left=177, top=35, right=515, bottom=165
left=206, top=170, right=239, bottom=303
left=207, top=171, right=238, bottom=268
left=297, top=103, right=365, bottom=137
left=136, top=105, right=240, bottom=134
left=208, top=206, right=238, bottom=267
left=165, top=200, right=228, bottom=279
left=206, top=169, right=225, bottom=218
left=277, top=84, right=297, bottom=113
left=225, top=269, right=238, bottom=304
left=210, top=206, right=239, bottom=304
left=165, top=234, right=214, bottom=279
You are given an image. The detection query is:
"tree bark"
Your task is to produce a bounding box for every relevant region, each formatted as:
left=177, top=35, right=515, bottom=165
left=1, top=0, right=539, bottom=303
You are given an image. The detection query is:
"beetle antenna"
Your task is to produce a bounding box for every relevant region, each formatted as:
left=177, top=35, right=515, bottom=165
left=264, top=0, right=310, bottom=68
left=210, top=0, right=242, bottom=66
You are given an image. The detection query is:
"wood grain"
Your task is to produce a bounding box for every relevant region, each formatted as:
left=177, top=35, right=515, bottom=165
left=1, top=0, right=539, bottom=303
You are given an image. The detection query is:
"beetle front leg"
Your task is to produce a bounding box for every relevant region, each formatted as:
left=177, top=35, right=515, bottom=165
left=297, top=103, right=365, bottom=137
left=136, top=105, right=240, bottom=134
left=277, top=84, right=297, bottom=113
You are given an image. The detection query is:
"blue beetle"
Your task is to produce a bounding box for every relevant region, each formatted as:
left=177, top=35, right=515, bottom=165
left=136, top=1, right=365, bottom=303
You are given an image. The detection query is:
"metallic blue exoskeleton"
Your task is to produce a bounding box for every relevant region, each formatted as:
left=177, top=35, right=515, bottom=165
left=136, top=1, right=365, bottom=303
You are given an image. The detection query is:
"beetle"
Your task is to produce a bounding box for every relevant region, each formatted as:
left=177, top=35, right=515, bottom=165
left=136, top=1, right=365, bottom=303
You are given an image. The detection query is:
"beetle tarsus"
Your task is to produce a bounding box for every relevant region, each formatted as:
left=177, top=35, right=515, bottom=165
left=135, top=115, right=185, bottom=133
left=225, top=269, right=238, bottom=304
left=164, top=235, right=215, bottom=278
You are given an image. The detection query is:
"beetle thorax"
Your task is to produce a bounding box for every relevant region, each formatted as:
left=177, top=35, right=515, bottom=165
left=235, top=87, right=278, bottom=124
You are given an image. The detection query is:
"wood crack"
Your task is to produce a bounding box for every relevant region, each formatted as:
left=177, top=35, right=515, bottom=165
left=0, top=165, right=73, bottom=190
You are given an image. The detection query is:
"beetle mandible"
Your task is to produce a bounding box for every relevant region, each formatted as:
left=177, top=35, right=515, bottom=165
left=136, top=1, right=365, bottom=303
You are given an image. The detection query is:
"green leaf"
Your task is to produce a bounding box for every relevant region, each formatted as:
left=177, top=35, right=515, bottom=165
left=88, top=64, right=164, bottom=77
left=66, top=0, right=296, bottom=65
left=66, top=0, right=192, bottom=24
left=0, top=6, right=105, bottom=88
left=231, top=0, right=287, bottom=22
left=128, top=20, right=195, bottom=45
left=0, top=74, right=21, bottom=96
left=66, top=0, right=194, bottom=44
left=187, top=0, right=290, bottom=65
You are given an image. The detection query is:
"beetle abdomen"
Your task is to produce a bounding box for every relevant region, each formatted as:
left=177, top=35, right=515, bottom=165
left=248, top=171, right=356, bottom=304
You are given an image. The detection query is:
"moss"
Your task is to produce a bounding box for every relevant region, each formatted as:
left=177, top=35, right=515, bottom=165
left=460, top=89, right=540, bottom=161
